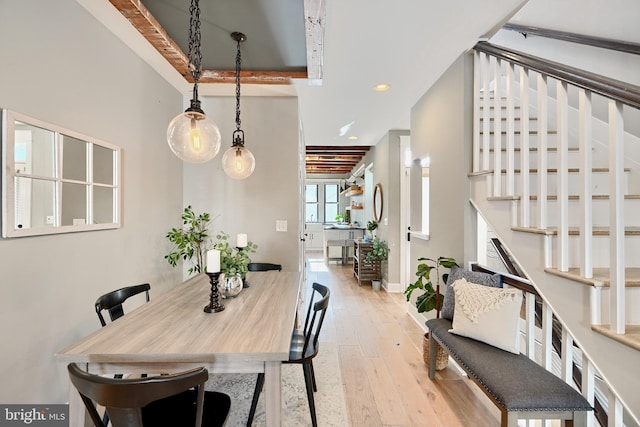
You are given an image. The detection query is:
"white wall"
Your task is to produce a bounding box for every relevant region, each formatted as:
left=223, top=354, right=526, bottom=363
left=184, top=96, right=302, bottom=272
left=407, top=53, right=475, bottom=319
left=370, top=130, right=409, bottom=288
left=0, top=0, right=184, bottom=403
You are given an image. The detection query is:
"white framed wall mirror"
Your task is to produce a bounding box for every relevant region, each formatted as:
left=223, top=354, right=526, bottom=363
left=1, top=109, right=121, bottom=238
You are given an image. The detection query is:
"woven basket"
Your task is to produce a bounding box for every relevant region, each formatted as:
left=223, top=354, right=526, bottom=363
left=423, top=333, right=449, bottom=371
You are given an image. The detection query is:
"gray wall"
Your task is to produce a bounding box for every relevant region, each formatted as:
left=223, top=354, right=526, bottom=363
left=0, top=0, right=184, bottom=403
left=407, top=53, right=475, bottom=319
left=370, top=130, right=409, bottom=286
left=184, top=96, right=302, bottom=273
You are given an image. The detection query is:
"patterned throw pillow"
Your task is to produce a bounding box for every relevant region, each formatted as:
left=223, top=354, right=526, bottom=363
left=449, top=278, right=523, bottom=354
left=441, top=265, right=501, bottom=320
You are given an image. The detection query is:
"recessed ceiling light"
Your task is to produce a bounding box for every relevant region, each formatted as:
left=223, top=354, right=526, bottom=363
left=374, top=83, right=390, bottom=92
left=347, top=136, right=359, bottom=141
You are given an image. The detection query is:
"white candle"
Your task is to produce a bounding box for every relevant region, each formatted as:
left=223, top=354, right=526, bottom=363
left=206, top=249, right=220, bottom=273
left=236, top=233, right=248, bottom=248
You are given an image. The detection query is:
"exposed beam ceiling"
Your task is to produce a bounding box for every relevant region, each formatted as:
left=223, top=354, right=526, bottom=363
left=108, top=0, right=321, bottom=84
left=305, top=146, right=370, bottom=174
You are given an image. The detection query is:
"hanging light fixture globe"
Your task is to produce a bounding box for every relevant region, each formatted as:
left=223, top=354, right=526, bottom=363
left=222, top=130, right=256, bottom=179
left=167, top=109, right=221, bottom=163
left=167, top=0, right=221, bottom=163
left=223, top=31, right=255, bottom=179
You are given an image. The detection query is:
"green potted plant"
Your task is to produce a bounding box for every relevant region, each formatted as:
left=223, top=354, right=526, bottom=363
left=366, top=220, right=378, bottom=240
left=404, top=256, right=458, bottom=370
left=366, top=237, right=389, bottom=291
left=165, top=206, right=214, bottom=276
left=213, top=232, right=257, bottom=297
left=213, top=232, right=257, bottom=277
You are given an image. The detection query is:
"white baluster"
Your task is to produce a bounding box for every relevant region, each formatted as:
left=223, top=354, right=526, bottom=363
left=561, top=328, right=573, bottom=385
left=579, top=89, right=593, bottom=279
left=520, top=67, right=531, bottom=228
left=609, top=388, right=624, bottom=427
left=525, top=291, right=536, bottom=360
left=557, top=81, right=569, bottom=272
left=542, top=302, right=553, bottom=370
left=493, top=56, right=502, bottom=196
left=581, top=353, right=595, bottom=427
left=537, top=74, right=548, bottom=230
left=482, top=53, right=491, bottom=174
left=591, top=286, right=602, bottom=325
left=506, top=62, right=515, bottom=197
left=609, top=100, right=625, bottom=334
left=473, top=50, right=481, bottom=173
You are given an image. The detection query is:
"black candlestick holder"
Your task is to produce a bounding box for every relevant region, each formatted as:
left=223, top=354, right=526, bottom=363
left=204, top=272, right=225, bottom=313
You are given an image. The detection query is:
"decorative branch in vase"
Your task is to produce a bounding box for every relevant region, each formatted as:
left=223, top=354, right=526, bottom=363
left=165, top=205, right=216, bottom=276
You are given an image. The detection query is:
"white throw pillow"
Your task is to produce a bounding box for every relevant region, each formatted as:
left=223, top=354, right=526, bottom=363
left=449, top=278, right=523, bottom=354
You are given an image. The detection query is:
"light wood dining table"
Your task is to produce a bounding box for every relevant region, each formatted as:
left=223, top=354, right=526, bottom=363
left=56, top=271, right=302, bottom=427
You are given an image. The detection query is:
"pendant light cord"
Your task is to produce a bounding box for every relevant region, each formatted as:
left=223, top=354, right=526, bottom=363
left=188, top=0, right=202, bottom=106
left=235, top=36, right=242, bottom=132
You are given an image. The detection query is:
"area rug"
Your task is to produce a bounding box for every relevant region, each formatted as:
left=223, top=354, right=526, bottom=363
left=205, top=342, right=348, bottom=426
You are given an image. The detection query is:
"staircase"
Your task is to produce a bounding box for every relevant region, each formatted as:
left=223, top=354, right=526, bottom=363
left=470, top=41, right=640, bottom=425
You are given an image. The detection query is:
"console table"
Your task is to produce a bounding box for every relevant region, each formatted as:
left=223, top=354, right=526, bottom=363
left=353, top=240, right=380, bottom=286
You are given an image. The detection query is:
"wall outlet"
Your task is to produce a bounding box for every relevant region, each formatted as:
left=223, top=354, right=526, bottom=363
left=276, top=220, right=288, bottom=232
left=46, top=216, right=54, bottom=225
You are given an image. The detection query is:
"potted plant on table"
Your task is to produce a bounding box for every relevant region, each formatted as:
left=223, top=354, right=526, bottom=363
left=365, top=220, right=378, bottom=241
left=213, top=232, right=257, bottom=297
left=164, top=205, right=214, bottom=276
left=404, top=256, right=458, bottom=370
left=365, top=237, right=389, bottom=291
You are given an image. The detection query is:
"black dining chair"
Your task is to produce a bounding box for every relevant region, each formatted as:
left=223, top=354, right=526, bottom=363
left=95, top=283, right=151, bottom=327
left=247, top=282, right=330, bottom=427
left=68, top=363, right=231, bottom=427
left=94, top=283, right=151, bottom=425
left=247, top=262, right=282, bottom=272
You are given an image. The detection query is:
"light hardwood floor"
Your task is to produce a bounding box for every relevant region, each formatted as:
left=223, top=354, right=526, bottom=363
left=305, top=254, right=502, bottom=427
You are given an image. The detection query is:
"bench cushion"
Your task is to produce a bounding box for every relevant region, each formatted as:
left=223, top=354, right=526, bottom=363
left=426, top=318, right=593, bottom=413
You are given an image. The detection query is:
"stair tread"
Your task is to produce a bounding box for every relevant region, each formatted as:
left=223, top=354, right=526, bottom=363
left=512, top=225, right=640, bottom=236
left=481, top=147, right=578, bottom=152
left=592, top=324, right=640, bottom=352
left=480, top=130, right=557, bottom=135
left=495, top=167, right=631, bottom=173
left=545, top=267, right=640, bottom=287
left=530, top=195, right=640, bottom=200
left=489, top=194, right=640, bottom=201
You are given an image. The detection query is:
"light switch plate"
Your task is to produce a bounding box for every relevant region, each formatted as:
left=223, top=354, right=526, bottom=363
left=276, top=220, right=287, bottom=232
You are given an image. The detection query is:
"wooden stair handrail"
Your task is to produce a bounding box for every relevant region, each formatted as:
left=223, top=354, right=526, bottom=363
left=503, top=24, right=640, bottom=57
left=474, top=41, right=640, bottom=109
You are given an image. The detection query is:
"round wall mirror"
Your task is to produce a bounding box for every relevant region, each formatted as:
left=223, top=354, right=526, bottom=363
left=373, top=183, right=383, bottom=223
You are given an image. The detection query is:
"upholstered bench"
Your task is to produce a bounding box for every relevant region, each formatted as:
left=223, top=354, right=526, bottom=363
left=426, top=318, right=593, bottom=427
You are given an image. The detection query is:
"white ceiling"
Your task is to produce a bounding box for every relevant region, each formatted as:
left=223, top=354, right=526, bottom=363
left=77, top=0, right=529, bottom=150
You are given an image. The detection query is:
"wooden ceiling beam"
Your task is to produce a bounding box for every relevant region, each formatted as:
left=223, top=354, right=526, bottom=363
left=304, top=0, right=326, bottom=82
left=109, top=0, right=309, bottom=85
left=305, top=145, right=370, bottom=175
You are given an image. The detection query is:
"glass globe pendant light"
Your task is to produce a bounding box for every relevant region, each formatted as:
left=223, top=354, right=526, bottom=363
left=222, top=32, right=255, bottom=179
left=167, top=0, right=221, bottom=163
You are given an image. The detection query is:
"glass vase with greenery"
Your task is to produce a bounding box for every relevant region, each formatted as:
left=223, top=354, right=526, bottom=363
left=213, top=232, right=258, bottom=278
left=165, top=205, right=214, bottom=276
